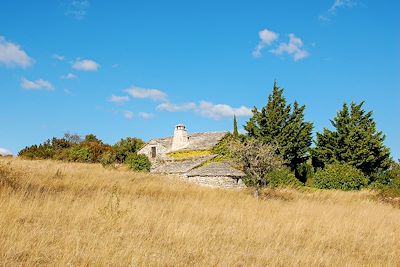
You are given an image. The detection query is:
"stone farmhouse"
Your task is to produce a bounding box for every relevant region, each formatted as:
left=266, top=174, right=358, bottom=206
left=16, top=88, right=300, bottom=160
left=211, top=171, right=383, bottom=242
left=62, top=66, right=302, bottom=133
left=138, top=124, right=245, bottom=189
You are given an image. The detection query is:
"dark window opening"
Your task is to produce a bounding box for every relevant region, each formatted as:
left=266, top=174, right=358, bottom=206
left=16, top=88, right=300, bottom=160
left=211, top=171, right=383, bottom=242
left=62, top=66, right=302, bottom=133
left=151, top=147, right=156, bottom=158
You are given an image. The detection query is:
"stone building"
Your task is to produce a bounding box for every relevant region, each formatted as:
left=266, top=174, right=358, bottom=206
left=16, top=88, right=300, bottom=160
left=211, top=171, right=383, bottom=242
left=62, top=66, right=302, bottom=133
left=138, top=124, right=245, bottom=189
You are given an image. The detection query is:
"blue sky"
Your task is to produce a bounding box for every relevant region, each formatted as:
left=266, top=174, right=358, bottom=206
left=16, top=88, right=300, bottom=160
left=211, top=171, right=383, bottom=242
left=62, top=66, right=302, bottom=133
left=0, top=0, right=399, bottom=159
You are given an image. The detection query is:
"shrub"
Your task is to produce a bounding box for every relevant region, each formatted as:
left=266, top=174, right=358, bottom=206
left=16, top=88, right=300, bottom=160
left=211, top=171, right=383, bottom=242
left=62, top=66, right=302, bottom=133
left=295, top=162, right=314, bottom=184
left=313, top=163, right=368, bottom=190
left=375, top=162, right=400, bottom=198
left=67, top=146, right=91, bottom=162
left=100, top=150, right=117, bottom=167
left=18, top=141, right=55, bottom=159
left=267, top=168, right=301, bottom=188
left=125, top=153, right=151, bottom=172
left=114, top=138, right=145, bottom=163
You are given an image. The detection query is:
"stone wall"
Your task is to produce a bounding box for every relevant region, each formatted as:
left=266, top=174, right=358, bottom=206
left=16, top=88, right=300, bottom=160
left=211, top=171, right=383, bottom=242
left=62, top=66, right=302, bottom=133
left=183, top=175, right=245, bottom=189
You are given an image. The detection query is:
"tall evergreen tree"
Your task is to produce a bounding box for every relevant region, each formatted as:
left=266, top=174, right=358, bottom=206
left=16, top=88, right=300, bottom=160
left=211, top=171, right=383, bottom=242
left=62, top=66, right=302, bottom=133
left=233, top=115, right=239, bottom=138
left=244, top=81, right=313, bottom=177
left=313, top=101, right=391, bottom=178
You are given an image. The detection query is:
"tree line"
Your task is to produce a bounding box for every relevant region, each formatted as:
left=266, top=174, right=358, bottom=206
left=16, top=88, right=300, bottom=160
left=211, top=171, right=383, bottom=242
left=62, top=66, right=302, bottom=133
left=217, top=81, right=398, bottom=196
left=18, top=134, right=151, bottom=172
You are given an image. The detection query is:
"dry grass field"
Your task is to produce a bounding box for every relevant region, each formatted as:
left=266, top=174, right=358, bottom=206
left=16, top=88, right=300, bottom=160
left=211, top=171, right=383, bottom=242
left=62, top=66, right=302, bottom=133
left=1, top=158, right=399, bottom=266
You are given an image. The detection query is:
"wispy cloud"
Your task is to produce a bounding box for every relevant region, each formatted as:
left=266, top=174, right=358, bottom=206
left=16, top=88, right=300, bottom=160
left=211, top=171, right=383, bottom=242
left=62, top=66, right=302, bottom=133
left=125, top=86, right=167, bottom=102
left=252, top=29, right=279, bottom=58
left=61, top=73, right=78, bottom=80
left=123, top=110, right=133, bottom=120
left=72, top=59, right=100, bottom=71
left=157, top=101, right=252, bottom=120
left=319, top=0, right=356, bottom=21
left=65, top=0, right=90, bottom=20
left=21, top=78, right=54, bottom=91
left=52, top=54, right=65, bottom=61
left=0, top=148, right=12, bottom=156
left=270, top=34, right=309, bottom=61
left=0, top=36, right=33, bottom=68
left=197, top=101, right=252, bottom=120
left=109, top=95, right=130, bottom=105
left=157, top=102, right=196, bottom=112
left=139, top=112, right=154, bottom=120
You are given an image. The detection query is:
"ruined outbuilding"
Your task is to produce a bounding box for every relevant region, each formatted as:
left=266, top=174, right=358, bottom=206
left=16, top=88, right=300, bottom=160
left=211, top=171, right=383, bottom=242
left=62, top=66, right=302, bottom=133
left=138, top=124, right=245, bottom=189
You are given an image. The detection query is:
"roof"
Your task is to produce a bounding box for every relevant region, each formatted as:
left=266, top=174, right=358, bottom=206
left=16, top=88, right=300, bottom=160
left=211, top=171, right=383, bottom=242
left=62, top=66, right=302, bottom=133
left=187, top=162, right=245, bottom=177
left=149, top=132, right=227, bottom=151
left=151, top=155, right=216, bottom=174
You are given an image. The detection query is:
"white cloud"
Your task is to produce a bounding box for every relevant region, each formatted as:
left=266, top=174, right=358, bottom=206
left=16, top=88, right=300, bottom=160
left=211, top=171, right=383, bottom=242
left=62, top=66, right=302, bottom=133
left=270, top=34, right=309, bottom=61
left=52, top=54, right=65, bottom=61
left=157, top=102, right=196, bottom=112
left=126, top=86, right=167, bottom=102
left=329, top=0, right=355, bottom=13
left=0, top=36, right=33, bottom=68
left=123, top=110, right=133, bottom=120
left=197, top=101, right=252, bottom=120
left=65, top=0, right=90, bottom=20
left=109, top=95, right=129, bottom=105
left=72, top=59, right=100, bottom=71
left=320, top=0, right=356, bottom=21
left=21, top=78, right=54, bottom=91
left=252, top=29, right=279, bottom=58
left=157, top=101, right=252, bottom=120
left=139, top=112, right=154, bottom=120
left=0, top=148, right=12, bottom=156
left=61, top=73, right=78, bottom=80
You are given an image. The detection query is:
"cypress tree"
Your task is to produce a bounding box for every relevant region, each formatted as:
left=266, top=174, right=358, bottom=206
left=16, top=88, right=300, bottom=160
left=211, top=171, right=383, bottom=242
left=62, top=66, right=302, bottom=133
left=244, top=81, right=313, bottom=177
left=233, top=115, right=239, bottom=138
left=314, top=101, right=391, bottom=178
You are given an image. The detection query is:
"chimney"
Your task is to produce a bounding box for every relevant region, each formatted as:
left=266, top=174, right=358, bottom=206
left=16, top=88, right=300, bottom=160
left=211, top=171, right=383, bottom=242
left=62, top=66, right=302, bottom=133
left=171, top=124, right=188, bottom=150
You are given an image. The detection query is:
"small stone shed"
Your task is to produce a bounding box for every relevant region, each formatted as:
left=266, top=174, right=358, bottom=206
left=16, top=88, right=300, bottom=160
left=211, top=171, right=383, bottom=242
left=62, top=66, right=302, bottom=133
left=138, top=124, right=245, bottom=188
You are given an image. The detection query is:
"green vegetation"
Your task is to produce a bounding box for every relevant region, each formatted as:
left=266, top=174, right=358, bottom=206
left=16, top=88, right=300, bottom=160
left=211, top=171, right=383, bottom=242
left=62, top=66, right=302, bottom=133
left=18, top=134, right=149, bottom=172
left=125, top=153, right=151, bottom=172
left=266, top=168, right=302, bottom=188
left=313, top=101, right=391, bottom=180
left=244, top=81, right=313, bottom=182
left=313, top=163, right=368, bottom=191
left=233, top=115, right=239, bottom=138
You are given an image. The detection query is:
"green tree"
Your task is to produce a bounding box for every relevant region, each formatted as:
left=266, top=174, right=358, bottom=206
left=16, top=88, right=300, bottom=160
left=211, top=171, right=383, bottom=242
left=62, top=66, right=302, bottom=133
left=233, top=115, right=239, bottom=138
left=313, top=101, right=391, bottom=179
left=229, top=138, right=285, bottom=197
left=84, top=134, right=102, bottom=143
left=244, top=81, right=313, bottom=180
left=113, top=137, right=145, bottom=163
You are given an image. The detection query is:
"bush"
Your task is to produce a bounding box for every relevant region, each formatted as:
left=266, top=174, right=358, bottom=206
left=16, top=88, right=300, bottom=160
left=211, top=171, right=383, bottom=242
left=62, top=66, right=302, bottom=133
left=313, top=163, right=368, bottom=190
left=100, top=150, right=117, bottom=167
left=295, top=162, right=314, bottom=184
left=266, top=168, right=302, bottom=188
left=125, top=153, right=151, bottom=172
left=114, top=138, right=145, bottom=163
left=375, top=162, right=400, bottom=198
left=67, top=146, right=91, bottom=162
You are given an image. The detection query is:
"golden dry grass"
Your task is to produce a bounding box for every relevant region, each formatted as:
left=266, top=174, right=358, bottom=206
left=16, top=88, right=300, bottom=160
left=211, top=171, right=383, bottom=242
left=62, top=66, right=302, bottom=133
left=1, top=158, right=400, bottom=266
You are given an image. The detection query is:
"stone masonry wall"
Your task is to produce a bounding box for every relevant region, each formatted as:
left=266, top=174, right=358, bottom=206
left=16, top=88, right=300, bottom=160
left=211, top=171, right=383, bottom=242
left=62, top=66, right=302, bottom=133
left=184, top=175, right=245, bottom=189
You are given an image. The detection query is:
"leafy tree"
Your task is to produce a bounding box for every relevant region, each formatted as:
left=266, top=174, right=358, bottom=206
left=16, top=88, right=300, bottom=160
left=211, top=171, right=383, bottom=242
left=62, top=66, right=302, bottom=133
left=313, top=101, right=391, bottom=179
left=125, top=153, right=151, bottom=172
left=113, top=137, right=145, bottom=163
left=84, top=134, right=102, bottom=143
left=233, top=115, right=239, bottom=138
left=244, top=81, right=313, bottom=181
left=229, top=138, right=285, bottom=197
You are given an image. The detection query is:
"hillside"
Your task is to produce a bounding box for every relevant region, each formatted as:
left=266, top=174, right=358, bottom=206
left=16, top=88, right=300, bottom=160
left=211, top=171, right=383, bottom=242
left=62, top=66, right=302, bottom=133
left=1, top=158, right=400, bottom=266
